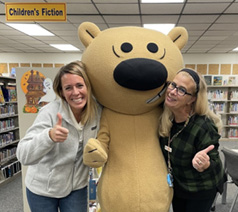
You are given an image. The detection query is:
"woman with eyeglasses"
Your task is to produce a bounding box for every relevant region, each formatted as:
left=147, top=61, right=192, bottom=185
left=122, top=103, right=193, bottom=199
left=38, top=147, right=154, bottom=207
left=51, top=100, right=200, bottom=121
left=158, top=68, right=226, bottom=212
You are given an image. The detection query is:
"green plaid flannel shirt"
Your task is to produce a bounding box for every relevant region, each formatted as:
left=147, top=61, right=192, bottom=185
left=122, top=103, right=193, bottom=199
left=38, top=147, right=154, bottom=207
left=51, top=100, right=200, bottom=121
left=160, top=114, right=225, bottom=195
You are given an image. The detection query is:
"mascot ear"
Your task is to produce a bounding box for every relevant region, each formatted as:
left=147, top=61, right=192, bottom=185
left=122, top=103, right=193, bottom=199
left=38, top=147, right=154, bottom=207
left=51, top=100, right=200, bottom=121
left=78, top=22, right=101, bottom=47
left=168, top=27, right=188, bottom=50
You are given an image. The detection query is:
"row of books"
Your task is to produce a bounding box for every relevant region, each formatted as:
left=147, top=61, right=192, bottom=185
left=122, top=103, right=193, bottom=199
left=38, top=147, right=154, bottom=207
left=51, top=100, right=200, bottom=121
left=230, top=90, right=238, bottom=100
left=0, top=85, right=17, bottom=104
left=0, top=132, right=15, bottom=147
left=0, top=104, right=16, bottom=117
left=0, top=160, right=21, bottom=180
left=0, top=119, right=15, bottom=132
left=209, top=102, right=238, bottom=113
left=230, top=103, right=238, bottom=113
left=0, top=146, right=17, bottom=165
left=208, top=90, right=228, bottom=100
left=228, top=129, right=238, bottom=138
left=212, top=103, right=226, bottom=113
left=204, top=75, right=237, bottom=86
left=208, top=90, right=238, bottom=101
left=228, top=116, right=238, bottom=125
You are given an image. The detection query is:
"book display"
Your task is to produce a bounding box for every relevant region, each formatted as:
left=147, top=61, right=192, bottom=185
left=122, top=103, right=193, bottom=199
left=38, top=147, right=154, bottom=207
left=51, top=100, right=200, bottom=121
left=0, top=76, right=21, bottom=185
left=205, top=75, right=238, bottom=140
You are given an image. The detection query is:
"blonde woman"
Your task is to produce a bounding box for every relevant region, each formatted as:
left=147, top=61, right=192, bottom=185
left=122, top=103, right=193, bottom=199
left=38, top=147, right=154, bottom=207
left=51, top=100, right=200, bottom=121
left=158, top=68, right=226, bottom=212
left=17, top=61, right=101, bottom=212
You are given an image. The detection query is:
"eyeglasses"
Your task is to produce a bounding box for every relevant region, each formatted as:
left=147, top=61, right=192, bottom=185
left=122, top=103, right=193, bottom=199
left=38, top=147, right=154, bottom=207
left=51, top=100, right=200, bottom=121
left=167, top=82, right=192, bottom=96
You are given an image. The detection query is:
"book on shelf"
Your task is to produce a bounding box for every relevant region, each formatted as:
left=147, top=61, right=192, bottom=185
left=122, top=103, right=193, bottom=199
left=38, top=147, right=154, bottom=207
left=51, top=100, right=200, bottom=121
left=204, top=75, right=212, bottom=86
left=222, top=75, right=229, bottom=85
left=228, top=76, right=237, bottom=85
left=213, top=76, right=223, bottom=86
left=1, top=86, right=17, bottom=102
left=0, top=87, right=5, bottom=104
left=6, top=86, right=17, bottom=102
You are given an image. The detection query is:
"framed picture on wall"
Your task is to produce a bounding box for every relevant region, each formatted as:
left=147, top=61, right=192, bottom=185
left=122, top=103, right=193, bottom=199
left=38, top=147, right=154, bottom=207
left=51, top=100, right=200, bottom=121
left=228, top=76, right=236, bottom=85
left=213, top=76, right=223, bottom=86
left=204, top=75, right=212, bottom=86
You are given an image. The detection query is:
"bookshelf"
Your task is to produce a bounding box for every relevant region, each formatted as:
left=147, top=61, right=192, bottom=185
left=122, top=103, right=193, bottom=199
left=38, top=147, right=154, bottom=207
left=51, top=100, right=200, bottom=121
left=0, top=76, right=21, bottom=185
left=205, top=75, right=238, bottom=140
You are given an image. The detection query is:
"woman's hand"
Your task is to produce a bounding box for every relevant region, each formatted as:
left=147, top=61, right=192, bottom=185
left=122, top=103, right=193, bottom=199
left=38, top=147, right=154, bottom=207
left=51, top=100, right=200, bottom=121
left=192, top=145, right=214, bottom=172
left=49, top=113, right=69, bottom=143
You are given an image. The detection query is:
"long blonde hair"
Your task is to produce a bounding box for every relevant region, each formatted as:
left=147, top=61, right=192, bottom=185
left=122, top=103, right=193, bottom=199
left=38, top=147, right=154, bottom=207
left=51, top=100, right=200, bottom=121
left=53, top=61, right=98, bottom=125
left=158, top=69, right=223, bottom=137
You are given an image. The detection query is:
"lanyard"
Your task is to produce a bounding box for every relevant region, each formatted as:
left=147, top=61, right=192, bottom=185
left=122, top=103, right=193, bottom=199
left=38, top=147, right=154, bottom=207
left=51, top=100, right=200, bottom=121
left=165, top=115, right=191, bottom=174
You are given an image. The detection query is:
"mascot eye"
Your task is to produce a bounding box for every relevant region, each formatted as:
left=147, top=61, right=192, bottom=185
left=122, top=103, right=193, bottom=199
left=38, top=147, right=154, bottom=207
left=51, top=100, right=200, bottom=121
left=121, top=42, right=133, bottom=53
left=147, top=43, right=158, bottom=53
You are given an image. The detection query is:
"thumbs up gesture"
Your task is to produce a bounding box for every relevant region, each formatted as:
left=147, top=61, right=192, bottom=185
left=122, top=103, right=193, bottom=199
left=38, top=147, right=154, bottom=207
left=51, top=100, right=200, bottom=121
left=49, top=113, right=69, bottom=143
left=192, top=145, right=214, bottom=172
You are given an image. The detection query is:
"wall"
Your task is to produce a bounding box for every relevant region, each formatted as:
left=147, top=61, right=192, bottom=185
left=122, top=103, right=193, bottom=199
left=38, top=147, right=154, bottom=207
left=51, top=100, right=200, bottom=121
left=0, top=53, right=82, bottom=75
left=183, top=53, right=238, bottom=64
left=1, top=52, right=238, bottom=63
left=0, top=53, right=82, bottom=63
left=1, top=53, right=238, bottom=74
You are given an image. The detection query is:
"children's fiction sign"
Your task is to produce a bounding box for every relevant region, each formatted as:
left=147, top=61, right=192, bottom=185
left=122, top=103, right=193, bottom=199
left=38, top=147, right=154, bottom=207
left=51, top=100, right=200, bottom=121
left=5, top=3, right=66, bottom=21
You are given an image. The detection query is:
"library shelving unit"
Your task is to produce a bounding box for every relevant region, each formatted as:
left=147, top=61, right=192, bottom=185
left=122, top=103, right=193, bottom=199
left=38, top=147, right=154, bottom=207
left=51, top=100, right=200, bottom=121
left=0, top=76, right=21, bottom=186
left=207, top=85, right=238, bottom=141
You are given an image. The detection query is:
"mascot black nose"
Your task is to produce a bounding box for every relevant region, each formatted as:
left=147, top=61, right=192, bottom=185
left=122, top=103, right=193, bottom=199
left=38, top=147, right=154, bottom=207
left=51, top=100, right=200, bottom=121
left=113, top=58, right=167, bottom=91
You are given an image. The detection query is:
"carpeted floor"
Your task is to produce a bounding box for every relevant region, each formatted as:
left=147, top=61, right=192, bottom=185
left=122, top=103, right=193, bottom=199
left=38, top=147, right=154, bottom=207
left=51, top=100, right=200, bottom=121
left=0, top=140, right=237, bottom=212
left=0, top=173, right=23, bottom=212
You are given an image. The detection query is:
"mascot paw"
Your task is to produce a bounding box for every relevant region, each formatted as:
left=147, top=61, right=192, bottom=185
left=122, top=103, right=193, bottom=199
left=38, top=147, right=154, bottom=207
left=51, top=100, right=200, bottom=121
left=83, top=138, right=108, bottom=168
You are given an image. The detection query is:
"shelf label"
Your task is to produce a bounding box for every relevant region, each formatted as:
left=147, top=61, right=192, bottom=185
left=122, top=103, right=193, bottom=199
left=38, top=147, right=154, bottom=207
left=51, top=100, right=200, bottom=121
left=5, top=3, right=66, bottom=22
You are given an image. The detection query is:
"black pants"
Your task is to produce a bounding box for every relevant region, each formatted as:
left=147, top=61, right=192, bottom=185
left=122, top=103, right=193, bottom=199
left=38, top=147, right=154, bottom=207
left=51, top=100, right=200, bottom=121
left=172, top=193, right=217, bottom=212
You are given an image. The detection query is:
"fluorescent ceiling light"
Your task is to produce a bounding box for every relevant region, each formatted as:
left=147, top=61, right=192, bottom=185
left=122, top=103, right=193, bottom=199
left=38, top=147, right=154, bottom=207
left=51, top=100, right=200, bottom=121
left=6, top=23, right=54, bottom=36
left=141, top=0, right=184, bottom=3
left=143, top=24, right=175, bottom=34
left=50, top=44, right=80, bottom=51
left=232, top=47, right=238, bottom=52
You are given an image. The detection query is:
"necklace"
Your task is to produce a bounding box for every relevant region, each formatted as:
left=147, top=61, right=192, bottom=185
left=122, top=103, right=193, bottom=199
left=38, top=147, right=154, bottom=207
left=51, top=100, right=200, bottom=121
left=165, top=114, right=191, bottom=187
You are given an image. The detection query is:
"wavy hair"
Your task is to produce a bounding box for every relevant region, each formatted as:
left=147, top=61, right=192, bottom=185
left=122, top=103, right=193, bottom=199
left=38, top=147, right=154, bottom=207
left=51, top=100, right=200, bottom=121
left=158, top=68, right=223, bottom=137
left=53, top=60, right=97, bottom=125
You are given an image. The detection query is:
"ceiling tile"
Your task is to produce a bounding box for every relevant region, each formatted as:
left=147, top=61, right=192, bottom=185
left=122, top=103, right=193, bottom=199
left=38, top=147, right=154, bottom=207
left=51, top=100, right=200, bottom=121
left=94, top=0, right=137, bottom=3
left=178, top=15, right=219, bottom=24
left=104, top=15, right=141, bottom=24
left=141, top=3, right=184, bottom=14
left=67, top=15, right=105, bottom=24
left=187, top=0, right=233, bottom=2
left=183, top=3, right=230, bottom=14
left=216, top=15, right=238, bottom=23
left=67, top=3, right=99, bottom=14
left=142, top=15, right=179, bottom=24
left=179, top=23, right=210, bottom=31
left=224, top=2, right=238, bottom=13
left=210, top=23, right=238, bottom=31
left=96, top=4, right=139, bottom=14
left=0, top=0, right=237, bottom=53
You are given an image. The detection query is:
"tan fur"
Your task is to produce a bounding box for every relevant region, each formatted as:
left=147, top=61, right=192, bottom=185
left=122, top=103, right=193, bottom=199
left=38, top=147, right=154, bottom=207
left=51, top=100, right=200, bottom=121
left=78, top=22, right=188, bottom=212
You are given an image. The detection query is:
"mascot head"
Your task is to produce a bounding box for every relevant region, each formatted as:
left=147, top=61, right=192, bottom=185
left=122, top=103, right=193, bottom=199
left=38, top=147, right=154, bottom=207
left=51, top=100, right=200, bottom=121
left=78, top=22, right=188, bottom=115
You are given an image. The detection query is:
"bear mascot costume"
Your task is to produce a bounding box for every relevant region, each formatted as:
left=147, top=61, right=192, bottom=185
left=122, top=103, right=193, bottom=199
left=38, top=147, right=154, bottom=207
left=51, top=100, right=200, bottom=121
left=78, top=22, right=188, bottom=212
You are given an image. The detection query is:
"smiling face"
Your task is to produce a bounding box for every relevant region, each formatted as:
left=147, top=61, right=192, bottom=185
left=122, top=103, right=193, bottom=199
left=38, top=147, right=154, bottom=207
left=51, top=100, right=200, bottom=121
left=165, top=72, right=196, bottom=117
left=61, top=73, right=88, bottom=118
left=79, top=23, right=188, bottom=114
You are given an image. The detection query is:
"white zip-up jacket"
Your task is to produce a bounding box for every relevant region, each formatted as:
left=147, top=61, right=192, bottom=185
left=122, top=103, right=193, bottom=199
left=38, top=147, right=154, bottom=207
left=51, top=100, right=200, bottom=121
left=16, top=99, right=101, bottom=198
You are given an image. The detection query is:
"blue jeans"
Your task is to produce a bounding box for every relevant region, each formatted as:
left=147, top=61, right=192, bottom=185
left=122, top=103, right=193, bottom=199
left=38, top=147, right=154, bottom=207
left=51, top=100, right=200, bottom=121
left=26, top=187, right=88, bottom=212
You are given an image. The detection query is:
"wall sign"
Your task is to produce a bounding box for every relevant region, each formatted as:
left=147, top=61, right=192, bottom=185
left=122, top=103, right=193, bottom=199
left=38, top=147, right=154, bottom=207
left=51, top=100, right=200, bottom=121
left=5, top=3, right=66, bottom=22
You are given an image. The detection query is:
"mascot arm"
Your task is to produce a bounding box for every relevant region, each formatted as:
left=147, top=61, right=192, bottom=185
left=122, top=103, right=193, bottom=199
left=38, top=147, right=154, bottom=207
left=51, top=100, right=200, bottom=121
left=83, top=112, right=109, bottom=168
